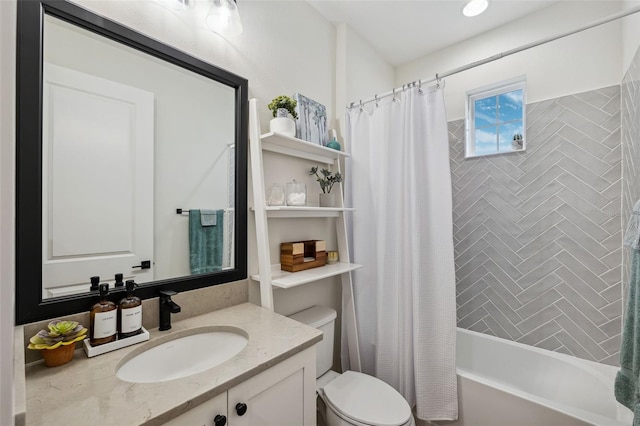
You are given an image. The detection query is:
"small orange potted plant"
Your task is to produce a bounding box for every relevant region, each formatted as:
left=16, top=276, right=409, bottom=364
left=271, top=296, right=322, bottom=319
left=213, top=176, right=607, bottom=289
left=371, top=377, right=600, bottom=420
left=28, top=320, right=87, bottom=367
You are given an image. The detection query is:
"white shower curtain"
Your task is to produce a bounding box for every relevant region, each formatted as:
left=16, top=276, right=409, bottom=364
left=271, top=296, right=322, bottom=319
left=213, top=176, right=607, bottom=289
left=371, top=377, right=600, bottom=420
left=345, top=85, right=458, bottom=421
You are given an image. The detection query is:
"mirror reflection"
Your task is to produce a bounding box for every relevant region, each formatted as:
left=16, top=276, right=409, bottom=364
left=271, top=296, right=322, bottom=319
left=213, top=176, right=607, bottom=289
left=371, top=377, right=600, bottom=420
left=41, top=14, right=236, bottom=299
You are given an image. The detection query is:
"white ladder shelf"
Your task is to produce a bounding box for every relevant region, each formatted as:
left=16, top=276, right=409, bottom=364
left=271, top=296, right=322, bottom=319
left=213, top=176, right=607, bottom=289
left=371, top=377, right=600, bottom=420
left=248, top=98, right=362, bottom=371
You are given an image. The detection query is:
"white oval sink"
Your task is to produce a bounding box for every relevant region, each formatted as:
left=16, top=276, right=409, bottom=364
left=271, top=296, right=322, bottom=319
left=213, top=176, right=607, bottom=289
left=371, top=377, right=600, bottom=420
left=116, top=327, right=248, bottom=383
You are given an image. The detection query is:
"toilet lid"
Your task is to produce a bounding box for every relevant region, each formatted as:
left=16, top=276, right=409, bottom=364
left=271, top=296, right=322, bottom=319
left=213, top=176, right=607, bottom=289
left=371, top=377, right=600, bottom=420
left=323, top=371, right=411, bottom=426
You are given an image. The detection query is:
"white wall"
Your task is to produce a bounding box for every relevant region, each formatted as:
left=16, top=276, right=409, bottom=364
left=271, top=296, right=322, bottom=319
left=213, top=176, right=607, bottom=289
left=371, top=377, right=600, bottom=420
left=622, top=1, right=640, bottom=73
left=0, top=0, right=16, bottom=423
left=397, top=1, right=623, bottom=120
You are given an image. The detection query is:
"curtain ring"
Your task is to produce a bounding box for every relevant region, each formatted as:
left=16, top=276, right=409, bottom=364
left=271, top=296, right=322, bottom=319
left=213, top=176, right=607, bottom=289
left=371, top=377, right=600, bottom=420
left=349, top=102, right=355, bottom=110
left=359, top=100, right=364, bottom=112
left=392, top=88, right=397, bottom=102
left=375, top=94, right=379, bottom=108
left=418, top=80, right=423, bottom=95
left=436, top=73, right=441, bottom=89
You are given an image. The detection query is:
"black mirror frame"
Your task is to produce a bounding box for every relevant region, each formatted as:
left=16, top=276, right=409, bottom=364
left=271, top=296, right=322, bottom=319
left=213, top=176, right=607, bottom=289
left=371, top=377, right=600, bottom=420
left=15, top=0, right=248, bottom=324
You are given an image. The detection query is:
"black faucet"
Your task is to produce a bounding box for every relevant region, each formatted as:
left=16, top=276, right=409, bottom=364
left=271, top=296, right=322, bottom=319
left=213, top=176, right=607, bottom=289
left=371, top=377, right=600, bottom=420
left=159, top=290, right=181, bottom=331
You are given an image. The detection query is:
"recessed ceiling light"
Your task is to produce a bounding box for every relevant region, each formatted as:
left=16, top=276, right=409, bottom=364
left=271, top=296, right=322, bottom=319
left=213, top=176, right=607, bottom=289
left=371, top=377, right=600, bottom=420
left=463, top=0, right=489, bottom=17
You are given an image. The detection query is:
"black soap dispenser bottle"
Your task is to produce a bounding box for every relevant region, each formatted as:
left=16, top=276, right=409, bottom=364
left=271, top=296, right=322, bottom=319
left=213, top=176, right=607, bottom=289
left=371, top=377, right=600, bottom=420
left=118, top=280, right=142, bottom=339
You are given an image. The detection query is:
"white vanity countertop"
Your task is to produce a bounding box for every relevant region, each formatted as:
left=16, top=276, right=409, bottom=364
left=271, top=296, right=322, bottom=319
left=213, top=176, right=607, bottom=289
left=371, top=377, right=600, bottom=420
left=24, top=302, right=322, bottom=425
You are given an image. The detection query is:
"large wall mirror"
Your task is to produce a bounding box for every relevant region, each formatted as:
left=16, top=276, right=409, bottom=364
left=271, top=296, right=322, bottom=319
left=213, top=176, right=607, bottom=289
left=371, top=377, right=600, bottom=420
left=16, top=0, right=248, bottom=324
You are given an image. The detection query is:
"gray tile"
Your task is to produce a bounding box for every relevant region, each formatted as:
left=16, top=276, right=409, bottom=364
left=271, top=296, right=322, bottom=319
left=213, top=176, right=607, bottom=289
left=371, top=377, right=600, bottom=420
left=483, top=191, right=521, bottom=222
left=516, top=225, right=563, bottom=260
left=515, top=273, right=562, bottom=305
left=458, top=306, right=489, bottom=329
left=601, top=231, right=623, bottom=252
left=599, top=264, right=622, bottom=287
left=516, top=304, right=562, bottom=335
left=555, top=235, right=609, bottom=275
left=516, top=241, right=562, bottom=276
left=555, top=203, right=610, bottom=243
left=456, top=252, right=490, bottom=282
left=555, top=219, right=609, bottom=259
left=599, top=334, right=621, bottom=355
left=555, top=188, right=611, bottom=226
left=555, top=330, right=595, bottom=361
left=483, top=218, right=522, bottom=252
left=554, top=251, right=609, bottom=291
left=600, top=352, right=620, bottom=367
left=601, top=248, right=623, bottom=270
left=517, top=199, right=564, bottom=233
left=554, top=314, right=609, bottom=359
left=516, top=165, right=563, bottom=201
left=601, top=299, right=623, bottom=321
left=557, top=111, right=613, bottom=147
left=556, top=139, right=611, bottom=176
left=468, top=320, right=489, bottom=334
left=458, top=291, right=490, bottom=319
left=515, top=288, right=562, bottom=320
left=456, top=238, right=490, bottom=268
left=554, top=266, right=608, bottom=303
left=484, top=163, right=524, bottom=194
left=554, top=287, right=609, bottom=330
left=602, top=162, right=621, bottom=184
left=483, top=287, right=522, bottom=325
left=482, top=259, right=521, bottom=292
left=483, top=232, right=522, bottom=266
left=456, top=265, right=488, bottom=294
left=483, top=315, right=515, bottom=341
left=483, top=245, right=523, bottom=280
left=457, top=278, right=489, bottom=307
left=557, top=94, right=615, bottom=126
left=483, top=272, right=522, bottom=310
left=557, top=157, right=611, bottom=192
left=599, top=316, right=622, bottom=339
left=535, top=334, right=563, bottom=352
left=556, top=173, right=610, bottom=208
left=517, top=319, right=563, bottom=347
left=483, top=301, right=522, bottom=339
left=600, top=282, right=622, bottom=304
left=516, top=211, right=562, bottom=245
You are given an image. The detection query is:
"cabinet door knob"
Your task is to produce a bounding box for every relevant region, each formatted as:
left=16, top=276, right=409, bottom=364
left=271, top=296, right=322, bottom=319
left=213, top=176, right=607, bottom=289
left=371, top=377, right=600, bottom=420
left=235, top=402, right=248, bottom=416
left=213, top=414, right=227, bottom=426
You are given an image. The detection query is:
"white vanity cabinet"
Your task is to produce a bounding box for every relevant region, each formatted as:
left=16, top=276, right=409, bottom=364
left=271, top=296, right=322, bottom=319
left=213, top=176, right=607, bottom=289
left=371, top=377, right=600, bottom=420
left=164, top=347, right=316, bottom=426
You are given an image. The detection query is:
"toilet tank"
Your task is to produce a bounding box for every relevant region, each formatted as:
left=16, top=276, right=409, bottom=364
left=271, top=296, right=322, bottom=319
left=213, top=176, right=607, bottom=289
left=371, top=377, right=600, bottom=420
left=288, top=305, right=337, bottom=378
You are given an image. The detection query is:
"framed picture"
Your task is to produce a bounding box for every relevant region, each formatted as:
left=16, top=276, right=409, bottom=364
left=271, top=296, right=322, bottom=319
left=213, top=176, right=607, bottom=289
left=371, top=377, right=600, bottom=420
left=294, top=93, right=328, bottom=146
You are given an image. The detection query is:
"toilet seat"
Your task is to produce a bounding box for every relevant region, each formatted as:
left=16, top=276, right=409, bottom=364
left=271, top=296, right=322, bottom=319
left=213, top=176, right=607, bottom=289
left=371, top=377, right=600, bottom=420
left=322, top=371, right=412, bottom=426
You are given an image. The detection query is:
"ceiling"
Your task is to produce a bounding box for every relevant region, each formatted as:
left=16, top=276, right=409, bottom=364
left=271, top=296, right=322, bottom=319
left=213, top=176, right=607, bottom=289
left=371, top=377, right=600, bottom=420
left=306, top=0, right=559, bottom=66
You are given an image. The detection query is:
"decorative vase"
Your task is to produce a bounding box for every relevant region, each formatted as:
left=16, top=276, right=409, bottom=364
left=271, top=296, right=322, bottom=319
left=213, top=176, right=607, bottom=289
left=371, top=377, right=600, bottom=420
left=41, top=342, right=76, bottom=367
left=319, top=193, right=336, bottom=208
left=286, top=180, right=306, bottom=206
left=270, top=108, right=296, bottom=137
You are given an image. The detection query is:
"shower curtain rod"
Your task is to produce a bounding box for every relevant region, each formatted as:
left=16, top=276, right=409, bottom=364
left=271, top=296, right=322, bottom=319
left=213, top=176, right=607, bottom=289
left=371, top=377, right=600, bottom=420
left=347, top=4, right=640, bottom=110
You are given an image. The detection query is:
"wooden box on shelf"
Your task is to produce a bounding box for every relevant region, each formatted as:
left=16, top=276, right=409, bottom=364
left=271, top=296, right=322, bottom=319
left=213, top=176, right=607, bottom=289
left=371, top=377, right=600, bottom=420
left=281, top=240, right=327, bottom=272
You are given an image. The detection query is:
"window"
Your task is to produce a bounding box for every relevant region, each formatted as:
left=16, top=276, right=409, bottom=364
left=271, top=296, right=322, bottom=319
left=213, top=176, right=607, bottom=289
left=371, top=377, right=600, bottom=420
left=465, top=76, right=526, bottom=158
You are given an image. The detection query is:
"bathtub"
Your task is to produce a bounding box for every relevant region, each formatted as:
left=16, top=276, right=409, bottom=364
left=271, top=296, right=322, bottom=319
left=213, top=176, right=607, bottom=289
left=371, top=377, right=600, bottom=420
left=437, top=328, right=633, bottom=426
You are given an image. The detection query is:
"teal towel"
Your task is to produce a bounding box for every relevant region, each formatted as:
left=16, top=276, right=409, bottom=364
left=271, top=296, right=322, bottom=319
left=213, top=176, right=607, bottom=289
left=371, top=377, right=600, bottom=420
left=189, top=209, right=224, bottom=275
left=616, top=249, right=640, bottom=426
left=200, top=209, right=217, bottom=226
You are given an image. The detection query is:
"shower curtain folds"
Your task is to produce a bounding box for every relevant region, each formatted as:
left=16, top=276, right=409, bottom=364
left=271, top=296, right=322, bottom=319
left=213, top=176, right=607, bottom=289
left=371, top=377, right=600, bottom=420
left=345, top=85, right=458, bottom=421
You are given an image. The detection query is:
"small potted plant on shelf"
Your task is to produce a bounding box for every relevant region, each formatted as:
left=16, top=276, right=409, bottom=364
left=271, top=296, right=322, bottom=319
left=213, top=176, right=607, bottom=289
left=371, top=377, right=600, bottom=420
left=267, top=95, right=298, bottom=138
left=28, top=320, right=88, bottom=367
left=512, top=133, right=523, bottom=149
left=310, top=166, right=343, bottom=207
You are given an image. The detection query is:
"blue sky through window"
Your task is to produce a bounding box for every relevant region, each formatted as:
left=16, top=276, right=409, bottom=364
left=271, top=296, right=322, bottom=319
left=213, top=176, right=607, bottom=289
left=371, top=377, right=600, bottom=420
left=471, top=88, right=524, bottom=156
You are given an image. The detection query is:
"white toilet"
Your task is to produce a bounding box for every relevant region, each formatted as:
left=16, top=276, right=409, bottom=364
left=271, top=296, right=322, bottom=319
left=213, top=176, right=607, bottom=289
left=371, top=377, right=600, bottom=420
left=289, top=306, right=415, bottom=426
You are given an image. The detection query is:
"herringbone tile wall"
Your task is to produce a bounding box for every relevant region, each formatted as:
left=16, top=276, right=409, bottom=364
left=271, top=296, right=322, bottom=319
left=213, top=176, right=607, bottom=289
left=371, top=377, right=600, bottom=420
left=622, top=47, right=640, bottom=301
left=449, top=85, right=622, bottom=366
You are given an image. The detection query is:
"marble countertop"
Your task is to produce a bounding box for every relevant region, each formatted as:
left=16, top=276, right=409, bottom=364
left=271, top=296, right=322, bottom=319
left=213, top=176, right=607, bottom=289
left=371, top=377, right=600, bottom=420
left=24, top=303, right=322, bottom=426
